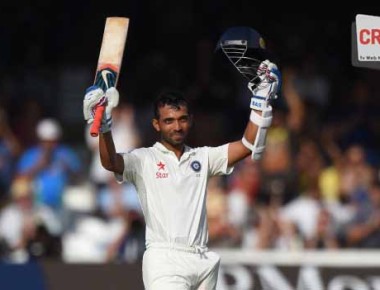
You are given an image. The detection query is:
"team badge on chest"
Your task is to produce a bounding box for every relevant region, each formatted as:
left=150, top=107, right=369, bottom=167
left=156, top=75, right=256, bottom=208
left=190, top=160, right=201, bottom=172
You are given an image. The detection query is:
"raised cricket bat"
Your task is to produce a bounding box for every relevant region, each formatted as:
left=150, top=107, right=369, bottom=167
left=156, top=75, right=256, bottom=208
left=90, top=17, right=129, bottom=137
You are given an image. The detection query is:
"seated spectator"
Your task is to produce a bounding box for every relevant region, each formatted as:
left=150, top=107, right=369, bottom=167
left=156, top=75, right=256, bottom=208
left=98, top=177, right=142, bottom=218
left=207, top=176, right=240, bottom=247
left=63, top=183, right=145, bottom=264
left=343, top=182, right=380, bottom=248
left=16, top=118, right=82, bottom=224
left=227, top=157, right=260, bottom=232
left=305, top=207, right=339, bottom=249
left=340, top=144, right=376, bottom=205
left=99, top=177, right=145, bottom=263
left=0, top=176, right=62, bottom=263
left=280, top=182, right=322, bottom=244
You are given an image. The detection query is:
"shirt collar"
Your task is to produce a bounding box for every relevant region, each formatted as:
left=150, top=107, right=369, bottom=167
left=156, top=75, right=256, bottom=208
left=153, top=142, right=195, bottom=158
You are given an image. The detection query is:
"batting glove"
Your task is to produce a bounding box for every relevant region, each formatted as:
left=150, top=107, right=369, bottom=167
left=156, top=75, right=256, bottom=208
left=83, top=86, right=119, bottom=133
left=248, top=60, right=281, bottom=111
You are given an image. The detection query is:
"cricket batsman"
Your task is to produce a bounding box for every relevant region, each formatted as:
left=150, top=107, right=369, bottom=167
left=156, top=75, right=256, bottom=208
left=83, top=27, right=281, bottom=290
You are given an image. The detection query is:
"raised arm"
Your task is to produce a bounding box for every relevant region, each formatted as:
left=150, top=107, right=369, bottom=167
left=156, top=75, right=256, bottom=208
left=228, top=60, right=281, bottom=167
left=227, top=115, right=260, bottom=167
left=99, top=132, right=124, bottom=174
left=84, top=86, right=124, bottom=174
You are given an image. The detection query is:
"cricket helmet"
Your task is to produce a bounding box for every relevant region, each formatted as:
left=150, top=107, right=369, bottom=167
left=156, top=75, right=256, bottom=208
left=216, top=26, right=267, bottom=84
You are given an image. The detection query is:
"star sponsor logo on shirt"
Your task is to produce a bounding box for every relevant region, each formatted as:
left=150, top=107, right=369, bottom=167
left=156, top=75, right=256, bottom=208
left=156, top=161, right=168, bottom=178
left=157, top=161, right=166, bottom=171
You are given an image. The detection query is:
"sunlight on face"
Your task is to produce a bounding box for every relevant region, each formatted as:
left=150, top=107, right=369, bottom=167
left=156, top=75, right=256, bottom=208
left=154, top=104, right=192, bottom=146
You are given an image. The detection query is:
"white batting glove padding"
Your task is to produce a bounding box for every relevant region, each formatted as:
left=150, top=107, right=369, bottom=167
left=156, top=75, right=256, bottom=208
left=83, top=86, right=105, bottom=124
left=100, top=87, right=120, bottom=133
left=83, top=86, right=120, bottom=133
left=104, top=87, right=120, bottom=117
left=248, top=60, right=281, bottom=111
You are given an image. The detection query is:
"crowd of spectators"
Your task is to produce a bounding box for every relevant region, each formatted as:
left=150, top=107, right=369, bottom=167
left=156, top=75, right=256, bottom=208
left=0, top=59, right=379, bottom=264
left=1, top=4, right=380, bottom=264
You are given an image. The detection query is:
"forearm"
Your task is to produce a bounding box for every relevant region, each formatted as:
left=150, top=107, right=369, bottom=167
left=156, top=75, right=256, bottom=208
left=346, top=223, right=377, bottom=245
left=227, top=60, right=280, bottom=167
left=228, top=107, right=272, bottom=167
left=23, top=163, right=44, bottom=177
left=243, top=110, right=261, bottom=142
left=99, top=131, right=123, bottom=174
left=228, top=113, right=260, bottom=167
left=23, top=151, right=51, bottom=177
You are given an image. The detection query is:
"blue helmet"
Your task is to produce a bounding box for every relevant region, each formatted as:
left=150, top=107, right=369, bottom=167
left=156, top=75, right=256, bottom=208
left=216, top=26, right=267, bottom=83
left=216, top=26, right=266, bottom=51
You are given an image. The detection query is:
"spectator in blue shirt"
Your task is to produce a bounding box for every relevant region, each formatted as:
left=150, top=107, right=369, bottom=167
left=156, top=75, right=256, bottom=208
left=16, top=118, right=81, bottom=213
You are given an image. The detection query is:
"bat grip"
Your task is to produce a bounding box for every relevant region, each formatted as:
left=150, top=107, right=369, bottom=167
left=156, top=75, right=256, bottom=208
left=90, top=105, right=106, bottom=137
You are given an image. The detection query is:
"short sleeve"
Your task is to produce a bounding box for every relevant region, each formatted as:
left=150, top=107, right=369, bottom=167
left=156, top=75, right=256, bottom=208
left=114, top=151, right=143, bottom=184
left=208, top=143, right=234, bottom=176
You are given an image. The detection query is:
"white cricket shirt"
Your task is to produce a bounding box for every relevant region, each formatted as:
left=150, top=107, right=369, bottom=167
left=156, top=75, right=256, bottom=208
left=116, top=142, right=233, bottom=247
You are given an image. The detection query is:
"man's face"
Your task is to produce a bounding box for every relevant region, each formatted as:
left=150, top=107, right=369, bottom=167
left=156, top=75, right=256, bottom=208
left=153, top=104, right=192, bottom=146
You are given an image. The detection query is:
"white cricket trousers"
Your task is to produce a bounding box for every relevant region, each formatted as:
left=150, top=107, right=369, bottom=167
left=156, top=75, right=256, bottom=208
left=142, top=243, right=221, bottom=290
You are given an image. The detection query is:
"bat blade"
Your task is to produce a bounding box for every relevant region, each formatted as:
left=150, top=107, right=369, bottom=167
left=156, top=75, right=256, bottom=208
left=90, top=17, right=129, bottom=137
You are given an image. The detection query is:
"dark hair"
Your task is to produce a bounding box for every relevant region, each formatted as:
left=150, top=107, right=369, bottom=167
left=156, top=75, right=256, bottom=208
left=153, top=90, right=190, bottom=119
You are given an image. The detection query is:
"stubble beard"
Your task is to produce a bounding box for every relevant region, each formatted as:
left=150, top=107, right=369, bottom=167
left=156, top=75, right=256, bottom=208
left=163, top=132, right=185, bottom=147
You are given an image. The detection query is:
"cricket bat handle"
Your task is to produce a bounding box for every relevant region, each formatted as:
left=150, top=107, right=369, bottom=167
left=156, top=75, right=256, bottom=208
left=90, top=105, right=106, bottom=137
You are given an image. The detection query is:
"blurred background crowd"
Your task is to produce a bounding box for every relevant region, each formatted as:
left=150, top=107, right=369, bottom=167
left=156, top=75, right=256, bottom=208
left=1, top=2, right=380, bottom=264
